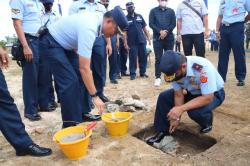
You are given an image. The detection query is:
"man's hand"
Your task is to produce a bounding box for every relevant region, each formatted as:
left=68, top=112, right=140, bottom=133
left=116, top=40, right=120, bottom=49
left=177, top=35, right=182, bottom=42
left=169, top=119, right=180, bottom=134
left=23, top=45, right=33, bottom=62
left=0, top=48, right=9, bottom=69
left=92, top=96, right=105, bottom=114
left=106, top=43, right=112, bottom=57
left=167, top=106, right=183, bottom=121
left=204, top=29, right=209, bottom=39
left=159, top=30, right=168, bottom=40
left=124, top=42, right=130, bottom=51
left=168, top=106, right=183, bottom=134
left=148, top=39, right=152, bottom=46
left=216, top=32, right=221, bottom=41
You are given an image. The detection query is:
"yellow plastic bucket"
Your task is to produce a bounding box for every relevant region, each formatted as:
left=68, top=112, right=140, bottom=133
left=53, top=125, right=92, bottom=160
left=102, top=112, right=132, bottom=137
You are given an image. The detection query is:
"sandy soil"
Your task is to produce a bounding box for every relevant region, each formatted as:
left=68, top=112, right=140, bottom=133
left=0, top=51, right=250, bottom=166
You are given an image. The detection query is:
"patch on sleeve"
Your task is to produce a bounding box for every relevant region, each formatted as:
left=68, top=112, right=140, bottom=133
left=11, top=8, right=20, bottom=14
left=200, top=74, right=208, bottom=83
left=192, top=63, right=203, bottom=72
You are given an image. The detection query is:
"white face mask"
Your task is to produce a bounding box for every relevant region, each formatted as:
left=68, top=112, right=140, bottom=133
left=159, top=1, right=167, bottom=8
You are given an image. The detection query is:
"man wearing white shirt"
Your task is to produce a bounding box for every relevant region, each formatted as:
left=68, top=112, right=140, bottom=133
left=176, top=0, right=209, bottom=57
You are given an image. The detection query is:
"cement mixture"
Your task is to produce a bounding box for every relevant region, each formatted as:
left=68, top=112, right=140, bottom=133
left=60, top=133, right=86, bottom=143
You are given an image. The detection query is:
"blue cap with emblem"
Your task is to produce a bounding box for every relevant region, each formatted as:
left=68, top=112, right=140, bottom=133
left=126, top=2, right=134, bottom=8
left=111, top=6, right=128, bottom=31
left=40, top=0, right=54, bottom=3
left=160, top=50, right=183, bottom=81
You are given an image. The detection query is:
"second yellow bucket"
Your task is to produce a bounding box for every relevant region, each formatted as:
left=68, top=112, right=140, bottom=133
left=102, top=112, right=132, bottom=136
left=53, top=125, right=92, bottom=160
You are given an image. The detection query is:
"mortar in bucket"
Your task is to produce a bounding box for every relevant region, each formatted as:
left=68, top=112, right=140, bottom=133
left=102, top=112, right=132, bottom=136
left=53, top=122, right=96, bottom=160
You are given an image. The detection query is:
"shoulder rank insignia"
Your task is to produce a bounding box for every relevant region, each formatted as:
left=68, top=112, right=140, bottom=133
left=11, top=8, right=20, bottom=14
left=192, top=63, right=203, bottom=72
left=79, top=7, right=86, bottom=10
left=200, top=75, right=208, bottom=83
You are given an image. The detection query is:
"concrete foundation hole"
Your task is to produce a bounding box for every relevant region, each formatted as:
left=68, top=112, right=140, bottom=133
left=133, top=126, right=217, bottom=156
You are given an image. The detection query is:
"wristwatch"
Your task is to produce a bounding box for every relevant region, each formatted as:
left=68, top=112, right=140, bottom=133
left=90, top=92, right=98, bottom=98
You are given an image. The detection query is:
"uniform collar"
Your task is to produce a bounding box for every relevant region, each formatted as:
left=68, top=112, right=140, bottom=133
left=45, top=11, right=56, bottom=15
left=127, top=12, right=137, bottom=18
left=83, top=0, right=98, bottom=5
left=158, top=6, right=168, bottom=11
left=186, top=57, right=195, bottom=77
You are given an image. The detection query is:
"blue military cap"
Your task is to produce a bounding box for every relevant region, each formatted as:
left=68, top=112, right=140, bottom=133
left=126, top=2, right=134, bottom=8
left=160, top=50, right=183, bottom=82
left=40, top=0, right=54, bottom=4
left=111, top=6, right=128, bottom=31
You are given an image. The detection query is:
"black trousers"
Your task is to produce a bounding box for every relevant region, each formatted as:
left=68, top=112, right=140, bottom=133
left=182, top=33, right=205, bottom=57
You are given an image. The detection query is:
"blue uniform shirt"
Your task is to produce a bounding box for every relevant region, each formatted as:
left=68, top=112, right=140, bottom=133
left=48, top=12, right=102, bottom=58
left=172, top=56, right=224, bottom=95
left=41, top=11, right=60, bottom=27
left=10, top=0, right=43, bottom=36
left=68, top=0, right=106, bottom=16
left=126, top=13, right=147, bottom=46
left=218, top=0, right=250, bottom=24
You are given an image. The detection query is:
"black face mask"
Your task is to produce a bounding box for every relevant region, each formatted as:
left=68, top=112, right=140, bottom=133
left=173, top=73, right=185, bottom=82
left=44, top=3, right=53, bottom=13
left=103, top=3, right=109, bottom=9
left=127, top=7, right=134, bottom=15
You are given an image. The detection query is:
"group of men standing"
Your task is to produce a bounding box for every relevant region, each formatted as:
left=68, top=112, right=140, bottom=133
left=0, top=0, right=250, bottom=159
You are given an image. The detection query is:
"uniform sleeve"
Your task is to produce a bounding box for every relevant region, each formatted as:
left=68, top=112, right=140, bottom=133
left=200, top=0, right=208, bottom=16
left=172, top=82, right=182, bottom=91
left=218, top=0, right=224, bottom=16
left=77, top=28, right=96, bottom=58
left=9, top=0, right=24, bottom=20
left=176, top=4, right=182, bottom=19
left=245, top=0, right=250, bottom=12
left=168, top=10, right=176, bottom=32
left=149, top=9, right=161, bottom=33
left=200, top=67, right=218, bottom=95
left=68, top=3, right=77, bottom=15
left=140, top=15, right=147, bottom=28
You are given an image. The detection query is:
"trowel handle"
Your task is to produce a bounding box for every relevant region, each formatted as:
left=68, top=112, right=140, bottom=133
left=84, top=121, right=97, bottom=132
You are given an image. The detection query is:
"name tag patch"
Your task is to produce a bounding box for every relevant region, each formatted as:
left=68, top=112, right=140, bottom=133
left=11, top=8, right=20, bottom=14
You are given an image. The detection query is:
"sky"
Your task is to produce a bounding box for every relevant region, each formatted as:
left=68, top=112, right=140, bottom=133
left=0, top=0, right=220, bottom=40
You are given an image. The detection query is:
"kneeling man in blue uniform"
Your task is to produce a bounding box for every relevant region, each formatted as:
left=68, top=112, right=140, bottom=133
left=0, top=47, right=51, bottom=157
left=147, top=51, right=225, bottom=145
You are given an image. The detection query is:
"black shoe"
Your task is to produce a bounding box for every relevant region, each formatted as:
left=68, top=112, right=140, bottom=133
left=200, top=125, right=213, bottom=134
left=130, top=76, right=136, bottom=80
left=117, top=75, right=122, bottom=79
left=146, top=132, right=167, bottom=145
left=24, top=114, right=41, bottom=121
left=83, top=113, right=101, bottom=122
left=140, top=74, right=149, bottom=78
left=48, top=102, right=58, bottom=110
left=200, top=113, right=213, bottom=134
left=38, top=107, right=54, bottom=112
left=16, top=144, right=52, bottom=157
left=121, top=73, right=130, bottom=77
left=99, top=94, right=109, bottom=103
left=237, top=81, right=245, bottom=86
left=110, top=80, right=118, bottom=84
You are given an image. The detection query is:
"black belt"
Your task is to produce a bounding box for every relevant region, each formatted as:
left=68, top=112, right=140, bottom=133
left=25, top=33, right=38, bottom=39
left=221, top=22, right=244, bottom=27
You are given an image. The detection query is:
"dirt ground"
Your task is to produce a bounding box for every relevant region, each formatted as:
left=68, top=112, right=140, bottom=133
left=0, top=51, right=250, bottom=166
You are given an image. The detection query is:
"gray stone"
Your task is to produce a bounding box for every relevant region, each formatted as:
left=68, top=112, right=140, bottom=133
left=131, top=94, right=140, bottom=100
left=153, top=136, right=180, bottom=156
